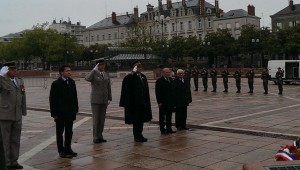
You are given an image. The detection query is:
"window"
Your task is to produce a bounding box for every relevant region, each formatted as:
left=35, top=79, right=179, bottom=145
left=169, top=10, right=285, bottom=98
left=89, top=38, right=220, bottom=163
left=198, top=19, right=202, bottom=29
left=180, top=22, right=184, bottom=31
left=120, top=33, right=124, bottom=39
left=207, top=8, right=212, bottom=14
left=188, top=21, right=192, bottom=30
left=85, top=37, right=88, bottom=42
left=97, top=35, right=100, bottom=41
left=218, top=24, right=223, bottom=29
left=208, top=18, right=211, bottom=28
left=289, top=21, right=298, bottom=27
left=226, top=23, right=231, bottom=29
left=108, top=34, right=111, bottom=40
left=181, top=9, right=184, bottom=16
left=172, top=23, right=175, bottom=32
left=102, top=35, right=105, bottom=40
left=91, top=36, right=94, bottom=41
left=114, top=32, right=117, bottom=39
left=198, top=34, right=202, bottom=39
left=149, top=26, right=152, bottom=34
left=277, top=22, right=282, bottom=29
left=235, top=22, right=240, bottom=29
left=164, top=24, right=167, bottom=33
left=157, top=25, right=160, bottom=33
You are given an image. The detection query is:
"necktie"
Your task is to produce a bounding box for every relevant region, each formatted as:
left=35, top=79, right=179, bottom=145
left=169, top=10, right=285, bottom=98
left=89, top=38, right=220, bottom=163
left=100, top=72, right=104, bottom=79
left=12, top=80, right=17, bottom=87
left=65, top=79, right=69, bottom=85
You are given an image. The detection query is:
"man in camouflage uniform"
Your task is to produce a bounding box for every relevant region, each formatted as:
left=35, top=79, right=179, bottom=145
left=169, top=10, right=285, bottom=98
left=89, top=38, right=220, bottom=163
left=234, top=66, right=242, bottom=93
left=221, top=65, right=229, bottom=92
left=210, top=65, right=217, bottom=92
left=200, top=66, right=208, bottom=92
left=261, top=68, right=270, bottom=94
left=246, top=66, right=255, bottom=93
left=276, top=67, right=284, bottom=95
left=191, top=66, right=200, bottom=91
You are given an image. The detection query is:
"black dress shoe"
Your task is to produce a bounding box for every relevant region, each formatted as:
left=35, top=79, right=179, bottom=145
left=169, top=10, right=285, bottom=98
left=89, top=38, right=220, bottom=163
left=211, top=90, right=216, bottom=92
left=93, top=139, right=107, bottom=143
left=134, top=138, right=147, bottom=142
left=182, top=127, right=190, bottom=130
left=236, top=91, right=240, bottom=93
left=203, top=89, right=207, bottom=92
left=65, top=149, right=78, bottom=157
left=166, top=129, right=176, bottom=133
left=59, top=152, right=73, bottom=158
left=161, top=131, right=168, bottom=135
left=9, top=163, right=23, bottom=169
left=223, top=90, right=228, bottom=92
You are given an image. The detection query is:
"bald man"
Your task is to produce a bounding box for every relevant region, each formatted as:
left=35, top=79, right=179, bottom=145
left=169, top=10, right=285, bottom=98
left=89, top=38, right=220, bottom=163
left=155, top=68, right=176, bottom=134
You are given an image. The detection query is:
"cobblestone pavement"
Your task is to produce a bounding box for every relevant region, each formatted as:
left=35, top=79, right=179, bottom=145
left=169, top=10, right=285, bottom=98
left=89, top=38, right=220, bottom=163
left=18, top=77, right=300, bottom=169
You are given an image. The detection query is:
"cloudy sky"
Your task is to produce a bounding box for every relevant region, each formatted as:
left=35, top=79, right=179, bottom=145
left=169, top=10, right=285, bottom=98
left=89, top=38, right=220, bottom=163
left=0, top=0, right=295, bottom=37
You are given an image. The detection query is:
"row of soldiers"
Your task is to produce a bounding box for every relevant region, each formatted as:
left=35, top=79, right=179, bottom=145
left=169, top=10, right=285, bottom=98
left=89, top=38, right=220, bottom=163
left=179, top=65, right=285, bottom=95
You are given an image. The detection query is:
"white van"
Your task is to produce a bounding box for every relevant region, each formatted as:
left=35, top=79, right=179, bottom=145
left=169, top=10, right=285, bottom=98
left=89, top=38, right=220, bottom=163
left=268, top=60, right=300, bottom=84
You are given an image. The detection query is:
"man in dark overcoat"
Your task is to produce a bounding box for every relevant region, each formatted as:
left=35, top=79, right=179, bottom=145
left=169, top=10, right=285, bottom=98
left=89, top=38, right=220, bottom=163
left=155, top=68, right=175, bottom=134
left=173, top=69, right=192, bottom=131
left=50, top=65, right=79, bottom=158
left=119, top=63, right=152, bottom=142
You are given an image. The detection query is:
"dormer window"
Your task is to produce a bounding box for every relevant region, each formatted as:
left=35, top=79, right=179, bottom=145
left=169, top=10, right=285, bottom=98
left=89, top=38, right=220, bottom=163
left=206, top=8, right=212, bottom=14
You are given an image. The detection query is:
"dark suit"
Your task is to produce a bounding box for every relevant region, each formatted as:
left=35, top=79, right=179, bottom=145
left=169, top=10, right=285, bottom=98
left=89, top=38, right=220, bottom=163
left=173, top=77, right=192, bottom=129
left=120, top=72, right=152, bottom=140
left=50, top=77, right=78, bottom=153
left=246, top=70, right=255, bottom=93
left=155, top=76, right=174, bottom=133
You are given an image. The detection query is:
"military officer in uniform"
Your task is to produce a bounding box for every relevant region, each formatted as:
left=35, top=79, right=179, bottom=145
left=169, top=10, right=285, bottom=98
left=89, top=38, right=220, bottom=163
left=261, top=68, right=270, bottom=94
left=210, top=65, right=217, bottom=92
left=234, top=66, right=242, bottom=93
left=200, top=66, right=208, bottom=92
left=85, top=58, right=112, bottom=143
left=119, top=62, right=152, bottom=142
left=0, top=62, right=27, bottom=169
left=221, top=65, right=229, bottom=92
left=276, top=67, right=284, bottom=95
left=246, top=66, right=255, bottom=93
left=191, top=66, right=200, bottom=91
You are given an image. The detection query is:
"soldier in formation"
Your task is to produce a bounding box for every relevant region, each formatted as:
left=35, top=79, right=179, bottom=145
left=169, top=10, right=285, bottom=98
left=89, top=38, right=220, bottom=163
left=276, top=67, right=284, bottom=95
left=200, top=66, right=208, bottom=92
left=191, top=66, right=200, bottom=91
left=234, top=66, right=242, bottom=93
left=261, top=68, right=270, bottom=94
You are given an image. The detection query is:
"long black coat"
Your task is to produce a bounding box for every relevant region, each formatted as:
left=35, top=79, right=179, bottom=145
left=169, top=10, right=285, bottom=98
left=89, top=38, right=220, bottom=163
left=172, top=77, right=192, bottom=107
left=119, top=73, right=152, bottom=124
left=155, top=76, right=174, bottom=107
left=49, top=77, right=78, bottom=121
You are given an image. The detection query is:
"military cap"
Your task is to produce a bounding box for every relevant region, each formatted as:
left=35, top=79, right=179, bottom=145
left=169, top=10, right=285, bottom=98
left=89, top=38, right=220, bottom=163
left=94, top=58, right=106, bottom=64
left=3, top=61, right=16, bottom=68
left=132, top=61, right=142, bottom=68
left=278, top=67, right=281, bottom=69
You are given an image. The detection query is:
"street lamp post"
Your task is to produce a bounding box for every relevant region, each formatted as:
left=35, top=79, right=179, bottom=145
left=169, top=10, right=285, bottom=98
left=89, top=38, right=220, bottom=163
left=155, top=15, right=170, bottom=65
left=64, top=33, right=68, bottom=64
left=251, top=38, right=259, bottom=66
left=203, top=41, right=211, bottom=65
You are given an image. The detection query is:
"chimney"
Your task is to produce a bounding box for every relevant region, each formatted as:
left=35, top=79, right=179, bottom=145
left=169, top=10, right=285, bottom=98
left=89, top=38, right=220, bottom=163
left=167, top=0, right=173, bottom=9
left=112, top=12, right=117, bottom=24
left=147, top=3, right=154, bottom=12
left=290, top=0, right=295, bottom=10
left=248, top=5, right=255, bottom=16
left=182, top=0, right=187, bottom=7
left=134, top=7, right=139, bottom=23
left=159, top=0, right=163, bottom=11
left=215, top=0, right=220, bottom=17
left=200, top=0, right=205, bottom=16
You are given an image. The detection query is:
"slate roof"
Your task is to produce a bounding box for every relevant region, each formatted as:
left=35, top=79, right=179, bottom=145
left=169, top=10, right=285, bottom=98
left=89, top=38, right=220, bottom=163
left=87, top=14, right=134, bottom=30
left=215, top=9, right=260, bottom=20
left=271, top=4, right=300, bottom=17
left=141, top=0, right=215, bottom=15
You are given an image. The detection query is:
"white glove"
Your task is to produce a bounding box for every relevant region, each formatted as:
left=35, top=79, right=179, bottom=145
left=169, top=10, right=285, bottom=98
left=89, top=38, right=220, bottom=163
left=93, top=63, right=99, bottom=70
left=0, top=66, right=9, bottom=76
left=132, top=66, right=137, bottom=72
